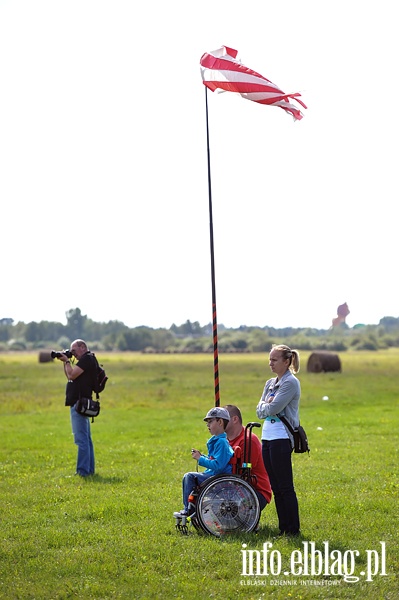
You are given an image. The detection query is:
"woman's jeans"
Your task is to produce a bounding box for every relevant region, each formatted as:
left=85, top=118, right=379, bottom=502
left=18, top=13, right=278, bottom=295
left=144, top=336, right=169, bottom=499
left=70, top=404, right=95, bottom=476
left=262, top=439, right=300, bottom=534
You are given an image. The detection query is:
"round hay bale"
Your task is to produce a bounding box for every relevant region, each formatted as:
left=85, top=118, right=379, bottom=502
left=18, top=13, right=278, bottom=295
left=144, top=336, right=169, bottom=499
left=38, top=351, right=53, bottom=363
left=307, top=351, right=341, bottom=373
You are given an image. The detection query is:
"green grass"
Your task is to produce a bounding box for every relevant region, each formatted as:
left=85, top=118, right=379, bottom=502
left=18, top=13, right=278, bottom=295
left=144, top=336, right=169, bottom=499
left=0, top=351, right=398, bottom=599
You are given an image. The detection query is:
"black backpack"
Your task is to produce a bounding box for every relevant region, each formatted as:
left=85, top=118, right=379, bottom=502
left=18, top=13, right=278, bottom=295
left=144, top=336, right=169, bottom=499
left=91, top=353, right=108, bottom=399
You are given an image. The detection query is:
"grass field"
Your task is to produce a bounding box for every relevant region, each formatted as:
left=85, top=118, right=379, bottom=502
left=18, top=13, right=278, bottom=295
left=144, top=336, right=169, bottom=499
left=1, top=350, right=398, bottom=599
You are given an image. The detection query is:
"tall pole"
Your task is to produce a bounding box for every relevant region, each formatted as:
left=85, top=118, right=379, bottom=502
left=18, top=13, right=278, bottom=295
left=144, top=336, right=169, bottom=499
left=205, top=87, right=220, bottom=407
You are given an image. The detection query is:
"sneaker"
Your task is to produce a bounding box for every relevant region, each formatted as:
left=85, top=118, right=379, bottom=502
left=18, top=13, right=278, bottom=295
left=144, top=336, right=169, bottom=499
left=173, top=509, right=188, bottom=518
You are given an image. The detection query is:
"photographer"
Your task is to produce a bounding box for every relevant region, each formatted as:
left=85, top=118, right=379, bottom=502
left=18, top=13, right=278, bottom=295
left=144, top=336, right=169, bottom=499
left=56, top=339, right=96, bottom=477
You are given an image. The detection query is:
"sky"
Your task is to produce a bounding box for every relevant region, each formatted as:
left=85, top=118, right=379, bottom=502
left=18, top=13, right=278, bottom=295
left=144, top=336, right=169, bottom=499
left=1, top=0, right=398, bottom=331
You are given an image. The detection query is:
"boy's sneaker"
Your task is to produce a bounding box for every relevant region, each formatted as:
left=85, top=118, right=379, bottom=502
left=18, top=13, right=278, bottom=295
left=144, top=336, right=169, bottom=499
left=173, top=509, right=188, bottom=518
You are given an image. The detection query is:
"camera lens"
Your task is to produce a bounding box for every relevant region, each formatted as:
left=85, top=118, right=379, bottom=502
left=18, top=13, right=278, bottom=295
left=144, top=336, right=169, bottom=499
left=51, top=350, right=67, bottom=359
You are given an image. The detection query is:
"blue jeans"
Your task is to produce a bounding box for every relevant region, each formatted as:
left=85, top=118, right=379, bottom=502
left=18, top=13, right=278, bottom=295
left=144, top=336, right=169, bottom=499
left=262, top=439, right=300, bottom=534
left=70, top=404, right=95, bottom=476
left=182, top=472, right=213, bottom=511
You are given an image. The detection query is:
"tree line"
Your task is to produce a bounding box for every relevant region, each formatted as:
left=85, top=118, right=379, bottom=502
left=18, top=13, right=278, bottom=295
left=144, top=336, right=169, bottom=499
left=1, top=309, right=399, bottom=353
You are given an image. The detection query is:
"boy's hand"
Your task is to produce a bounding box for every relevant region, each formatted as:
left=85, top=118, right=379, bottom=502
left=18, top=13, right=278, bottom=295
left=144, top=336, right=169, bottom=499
left=191, top=449, right=201, bottom=461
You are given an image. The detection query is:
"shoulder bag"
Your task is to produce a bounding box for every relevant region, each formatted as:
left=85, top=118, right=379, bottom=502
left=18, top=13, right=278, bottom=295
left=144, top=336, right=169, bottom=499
left=75, top=397, right=100, bottom=422
left=279, top=416, right=310, bottom=454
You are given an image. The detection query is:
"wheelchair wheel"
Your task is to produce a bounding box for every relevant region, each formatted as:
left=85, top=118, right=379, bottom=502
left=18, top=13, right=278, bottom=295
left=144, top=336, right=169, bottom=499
left=194, top=474, right=260, bottom=537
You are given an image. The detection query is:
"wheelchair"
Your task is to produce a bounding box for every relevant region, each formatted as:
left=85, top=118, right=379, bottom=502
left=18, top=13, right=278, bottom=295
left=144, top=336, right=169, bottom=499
left=174, top=422, right=262, bottom=537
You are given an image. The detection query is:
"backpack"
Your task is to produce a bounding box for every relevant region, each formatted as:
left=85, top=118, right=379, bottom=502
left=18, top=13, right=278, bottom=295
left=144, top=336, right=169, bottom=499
left=91, top=352, right=108, bottom=399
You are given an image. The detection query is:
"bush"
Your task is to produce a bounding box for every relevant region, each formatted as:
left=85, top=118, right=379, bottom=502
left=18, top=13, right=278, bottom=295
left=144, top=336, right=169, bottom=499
left=57, top=336, right=71, bottom=350
left=7, top=339, right=27, bottom=351
left=352, top=338, right=379, bottom=351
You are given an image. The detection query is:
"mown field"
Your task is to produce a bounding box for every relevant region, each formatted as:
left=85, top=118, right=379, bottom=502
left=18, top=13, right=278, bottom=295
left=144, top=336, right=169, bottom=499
left=0, top=350, right=398, bottom=599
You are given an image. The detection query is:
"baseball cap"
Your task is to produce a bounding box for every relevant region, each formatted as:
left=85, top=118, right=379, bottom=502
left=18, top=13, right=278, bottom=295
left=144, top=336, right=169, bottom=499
left=203, top=407, right=230, bottom=422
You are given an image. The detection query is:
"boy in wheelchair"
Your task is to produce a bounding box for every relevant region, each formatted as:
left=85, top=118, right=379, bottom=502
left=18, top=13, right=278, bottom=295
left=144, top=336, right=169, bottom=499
left=173, top=407, right=234, bottom=518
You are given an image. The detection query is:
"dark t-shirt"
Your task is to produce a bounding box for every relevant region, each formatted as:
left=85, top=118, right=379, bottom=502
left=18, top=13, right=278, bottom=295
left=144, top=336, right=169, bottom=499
left=65, top=352, right=96, bottom=406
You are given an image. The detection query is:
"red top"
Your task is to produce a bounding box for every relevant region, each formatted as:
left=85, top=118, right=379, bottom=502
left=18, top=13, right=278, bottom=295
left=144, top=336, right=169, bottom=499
left=228, top=427, right=272, bottom=504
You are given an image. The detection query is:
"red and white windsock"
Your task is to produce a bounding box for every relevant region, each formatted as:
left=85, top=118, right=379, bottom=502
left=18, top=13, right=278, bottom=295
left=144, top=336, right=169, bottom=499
left=200, top=45, right=307, bottom=121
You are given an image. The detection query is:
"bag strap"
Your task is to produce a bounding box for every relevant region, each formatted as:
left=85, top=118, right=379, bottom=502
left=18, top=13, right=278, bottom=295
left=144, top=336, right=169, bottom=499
left=272, top=379, right=298, bottom=436
left=279, top=415, right=296, bottom=435
left=89, top=352, right=100, bottom=399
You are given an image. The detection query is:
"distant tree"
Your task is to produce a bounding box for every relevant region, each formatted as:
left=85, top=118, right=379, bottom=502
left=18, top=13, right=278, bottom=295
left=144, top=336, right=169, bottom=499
left=116, top=327, right=154, bottom=351
left=151, top=328, right=175, bottom=352
left=171, top=320, right=203, bottom=336
left=8, top=339, right=27, bottom=350
left=65, top=308, right=87, bottom=340
left=349, top=330, right=380, bottom=351
left=85, top=318, right=127, bottom=341
left=180, top=337, right=208, bottom=353
left=37, top=320, right=66, bottom=342
left=230, top=336, right=248, bottom=351
left=25, top=322, right=41, bottom=343
left=247, top=329, right=272, bottom=352
left=0, top=318, right=13, bottom=326
left=379, top=316, right=399, bottom=331
left=57, top=336, right=71, bottom=350
left=12, top=321, right=28, bottom=339
left=0, top=322, right=11, bottom=341
left=4, top=309, right=399, bottom=353
left=101, top=332, right=119, bottom=351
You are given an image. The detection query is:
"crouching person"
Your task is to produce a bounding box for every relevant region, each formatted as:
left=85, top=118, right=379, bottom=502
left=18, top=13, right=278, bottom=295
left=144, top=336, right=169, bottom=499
left=173, top=407, right=234, bottom=517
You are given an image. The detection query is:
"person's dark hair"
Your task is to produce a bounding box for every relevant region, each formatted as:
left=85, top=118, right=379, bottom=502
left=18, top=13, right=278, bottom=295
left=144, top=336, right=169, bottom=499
left=271, top=344, right=300, bottom=374
left=223, top=404, right=243, bottom=424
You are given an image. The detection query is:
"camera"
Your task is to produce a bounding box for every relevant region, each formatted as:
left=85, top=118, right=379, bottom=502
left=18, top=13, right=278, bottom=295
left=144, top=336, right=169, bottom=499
left=51, top=349, right=73, bottom=359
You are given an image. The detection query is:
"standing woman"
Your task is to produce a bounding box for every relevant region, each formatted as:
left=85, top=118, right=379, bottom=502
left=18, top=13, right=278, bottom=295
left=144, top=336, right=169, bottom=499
left=256, top=344, right=301, bottom=536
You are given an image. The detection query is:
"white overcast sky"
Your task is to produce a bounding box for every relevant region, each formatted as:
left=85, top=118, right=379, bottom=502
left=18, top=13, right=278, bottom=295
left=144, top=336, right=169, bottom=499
left=1, top=0, right=397, bottom=330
